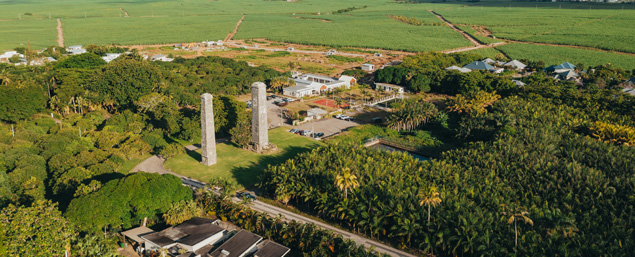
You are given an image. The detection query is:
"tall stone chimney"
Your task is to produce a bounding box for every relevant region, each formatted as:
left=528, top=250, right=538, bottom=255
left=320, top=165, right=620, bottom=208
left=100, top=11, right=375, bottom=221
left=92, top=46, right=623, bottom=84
left=201, top=93, right=217, bottom=165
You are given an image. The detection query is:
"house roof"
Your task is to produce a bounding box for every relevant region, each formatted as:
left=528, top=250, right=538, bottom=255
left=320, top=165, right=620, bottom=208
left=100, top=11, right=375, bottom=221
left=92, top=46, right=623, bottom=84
left=141, top=217, right=224, bottom=247
left=622, top=88, right=635, bottom=96
left=362, top=63, right=374, bottom=67
left=445, top=65, right=472, bottom=73
left=511, top=79, right=526, bottom=87
left=121, top=226, right=155, bottom=244
left=254, top=241, right=291, bottom=257
left=547, top=62, right=576, bottom=71
left=302, top=73, right=336, bottom=82
left=482, top=58, right=495, bottom=64
left=207, top=230, right=263, bottom=257
left=463, top=61, right=495, bottom=71
left=339, top=75, right=355, bottom=82
left=504, top=60, right=526, bottom=70
left=558, top=62, right=576, bottom=70
left=558, top=70, right=580, bottom=79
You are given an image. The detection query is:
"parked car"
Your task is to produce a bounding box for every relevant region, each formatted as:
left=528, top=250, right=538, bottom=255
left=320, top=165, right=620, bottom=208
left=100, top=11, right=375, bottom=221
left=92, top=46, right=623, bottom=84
left=334, top=114, right=343, bottom=119
left=267, top=96, right=273, bottom=100
left=270, top=94, right=279, bottom=98
left=343, top=117, right=355, bottom=121
left=302, top=130, right=313, bottom=136
left=289, top=128, right=300, bottom=133
left=295, top=129, right=304, bottom=135
left=236, top=191, right=257, bottom=201
left=312, top=132, right=324, bottom=138
left=276, top=102, right=288, bottom=107
left=284, top=98, right=296, bottom=102
left=339, top=115, right=350, bottom=120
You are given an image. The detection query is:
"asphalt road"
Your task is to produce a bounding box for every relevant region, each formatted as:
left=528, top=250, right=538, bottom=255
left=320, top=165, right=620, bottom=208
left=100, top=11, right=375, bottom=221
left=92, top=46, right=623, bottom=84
left=233, top=197, right=419, bottom=257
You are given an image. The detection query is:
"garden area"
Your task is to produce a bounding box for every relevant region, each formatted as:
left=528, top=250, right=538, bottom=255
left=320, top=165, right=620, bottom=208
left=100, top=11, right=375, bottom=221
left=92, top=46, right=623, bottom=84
left=163, top=127, right=322, bottom=188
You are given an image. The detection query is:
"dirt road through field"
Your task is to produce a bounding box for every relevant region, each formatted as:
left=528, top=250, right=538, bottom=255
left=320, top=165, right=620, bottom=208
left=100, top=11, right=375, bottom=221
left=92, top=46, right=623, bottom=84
left=432, top=11, right=635, bottom=57
left=225, top=15, right=245, bottom=42
left=56, top=18, right=64, bottom=47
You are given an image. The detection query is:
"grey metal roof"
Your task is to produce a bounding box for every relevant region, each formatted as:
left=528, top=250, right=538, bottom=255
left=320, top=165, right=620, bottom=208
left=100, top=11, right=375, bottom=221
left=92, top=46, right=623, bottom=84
left=207, top=230, right=263, bottom=257
left=141, top=217, right=224, bottom=247
left=463, top=61, right=495, bottom=71
left=504, top=60, right=526, bottom=70
left=254, top=241, right=291, bottom=257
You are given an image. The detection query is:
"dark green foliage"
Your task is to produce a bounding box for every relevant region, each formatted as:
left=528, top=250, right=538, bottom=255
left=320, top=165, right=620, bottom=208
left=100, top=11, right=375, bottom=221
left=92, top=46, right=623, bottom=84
left=341, top=68, right=367, bottom=80
left=55, top=53, right=107, bottom=69
left=65, top=172, right=192, bottom=232
left=260, top=97, right=635, bottom=256
left=0, top=200, right=74, bottom=257
left=90, top=57, right=161, bottom=108
left=0, top=84, right=46, bottom=123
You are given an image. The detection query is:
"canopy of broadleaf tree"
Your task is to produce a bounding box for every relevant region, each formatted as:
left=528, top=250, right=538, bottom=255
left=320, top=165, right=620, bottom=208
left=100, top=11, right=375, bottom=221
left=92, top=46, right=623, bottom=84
left=65, top=172, right=191, bottom=232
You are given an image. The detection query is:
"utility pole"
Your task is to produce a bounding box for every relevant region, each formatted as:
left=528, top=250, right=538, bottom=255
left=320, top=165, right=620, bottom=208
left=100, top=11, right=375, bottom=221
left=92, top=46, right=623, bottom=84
left=11, top=124, right=14, bottom=137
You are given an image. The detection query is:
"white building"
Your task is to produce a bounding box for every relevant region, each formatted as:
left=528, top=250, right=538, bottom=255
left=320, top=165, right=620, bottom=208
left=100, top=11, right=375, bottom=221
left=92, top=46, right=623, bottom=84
left=307, top=108, right=328, bottom=120
left=283, top=73, right=357, bottom=98
left=66, top=45, right=87, bottom=55
left=0, top=51, right=25, bottom=63
left=362, top=63, right=375, bottom=72
left=102, top=53, right=121, bottom=63
left=150, top=54, right=174, bottom=62
left=375, top=83, right=404, bottom=94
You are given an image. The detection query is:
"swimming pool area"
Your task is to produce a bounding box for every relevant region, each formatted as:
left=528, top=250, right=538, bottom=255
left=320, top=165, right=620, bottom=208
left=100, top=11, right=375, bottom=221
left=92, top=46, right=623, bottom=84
left=368, top=142, right=431, bottom=161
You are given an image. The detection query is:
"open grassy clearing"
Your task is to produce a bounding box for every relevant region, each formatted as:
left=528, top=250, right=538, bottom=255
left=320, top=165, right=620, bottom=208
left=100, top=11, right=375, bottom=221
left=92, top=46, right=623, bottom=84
left=436, top=5, right=635, bottom=53
left=163, top=127, right=322, bottom=188
left=496, top=43, right=635, bottom=69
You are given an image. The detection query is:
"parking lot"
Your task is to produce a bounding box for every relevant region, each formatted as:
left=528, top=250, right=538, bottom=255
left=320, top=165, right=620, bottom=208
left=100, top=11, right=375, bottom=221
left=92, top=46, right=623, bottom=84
left=293, top=117, right=360, bottom=139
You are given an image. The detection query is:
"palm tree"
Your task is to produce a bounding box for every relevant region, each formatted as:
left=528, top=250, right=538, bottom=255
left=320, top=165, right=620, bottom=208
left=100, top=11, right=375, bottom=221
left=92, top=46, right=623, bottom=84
left=335, top=168, right=359, bottom=199
left=418, top=186, right=442, bottom=222
left=501, top=205, right=534, bottom=247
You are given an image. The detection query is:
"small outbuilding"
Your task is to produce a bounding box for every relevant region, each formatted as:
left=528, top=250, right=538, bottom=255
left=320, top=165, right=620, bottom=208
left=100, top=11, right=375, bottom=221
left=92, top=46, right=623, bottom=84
left=362, top=63, right=375, bottom=72
left=375, top=83, right=404, bottom=94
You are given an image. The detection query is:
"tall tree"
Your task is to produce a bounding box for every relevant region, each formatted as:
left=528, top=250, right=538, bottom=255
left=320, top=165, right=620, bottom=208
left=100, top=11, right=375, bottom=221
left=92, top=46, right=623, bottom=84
left=418, top=186, right=442, bottom=222
left=335, top=168, right=359, bottom=199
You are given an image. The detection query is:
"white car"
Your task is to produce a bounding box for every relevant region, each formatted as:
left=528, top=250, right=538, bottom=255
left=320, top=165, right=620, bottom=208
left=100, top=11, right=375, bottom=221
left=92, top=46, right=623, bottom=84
left=302, top=130, right=313, bottom=136
left=334, top=114, right=343, bottom=119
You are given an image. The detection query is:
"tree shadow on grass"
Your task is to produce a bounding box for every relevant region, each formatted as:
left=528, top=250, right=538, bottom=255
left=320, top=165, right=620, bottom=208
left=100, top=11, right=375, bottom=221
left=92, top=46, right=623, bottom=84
left=230, top=145, right=318, bottom=191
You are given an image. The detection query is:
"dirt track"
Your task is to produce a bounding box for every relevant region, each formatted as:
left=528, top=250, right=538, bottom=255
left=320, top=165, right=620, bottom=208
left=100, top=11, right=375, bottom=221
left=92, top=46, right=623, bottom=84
left=56, top=18, right=64, bottom=47
left=431, top=11, right=635, bottom=57
left=224, top=15, right=245, bottom=42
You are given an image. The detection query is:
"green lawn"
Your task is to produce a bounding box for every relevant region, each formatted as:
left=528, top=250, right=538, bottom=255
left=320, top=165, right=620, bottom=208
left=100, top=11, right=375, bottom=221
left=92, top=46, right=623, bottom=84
left=163, top=127, right=322, bottom=188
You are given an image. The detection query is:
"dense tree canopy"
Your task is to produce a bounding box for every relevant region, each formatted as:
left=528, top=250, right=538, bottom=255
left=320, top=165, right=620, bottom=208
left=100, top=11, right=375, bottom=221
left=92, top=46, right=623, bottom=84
left=65, top=172, right=191, bottom=232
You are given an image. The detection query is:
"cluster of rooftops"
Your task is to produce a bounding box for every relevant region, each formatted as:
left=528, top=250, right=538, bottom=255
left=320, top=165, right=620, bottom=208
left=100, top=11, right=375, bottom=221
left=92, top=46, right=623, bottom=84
left=445, top=58, right=526, bottom=74
left=122, top=217, right=290, bottom=257
left=445, top=58, right=585, bottom=82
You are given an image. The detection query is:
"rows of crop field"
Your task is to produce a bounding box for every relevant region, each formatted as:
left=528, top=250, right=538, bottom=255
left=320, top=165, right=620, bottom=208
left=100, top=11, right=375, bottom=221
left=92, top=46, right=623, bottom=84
left=436, top=5, right=635, bottom=53
left=62, top=15, right=241, bottom=46
left=235, top=12, right=471, bottom=52
left=0, top=19, right=57, bottom=50
left=465, top=47, right=504, bottom=59
left=496, top=43, right=635, bottom=69
left=0, top=0, right=393, bottom=20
